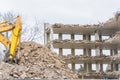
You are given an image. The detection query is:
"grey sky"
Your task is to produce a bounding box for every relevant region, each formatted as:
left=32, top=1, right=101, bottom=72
left=0, top=0, right=120, bottom=24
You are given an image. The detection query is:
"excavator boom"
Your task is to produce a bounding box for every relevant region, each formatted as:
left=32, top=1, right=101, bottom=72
left=0, top=16, right=22, bottom=63
left=0, top=25, right=14, bottom=33
left=0, top=34, right=10, bottom=49
left=9, top=16, right=22, bottom=60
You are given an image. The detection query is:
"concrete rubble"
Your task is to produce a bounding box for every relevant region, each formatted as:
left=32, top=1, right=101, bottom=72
left=77, top=72, right=119, bottom=79
left=61, top=55, right=110, bottom=63
left=110, top=54, right=120, bottom=63
left=0, top=41, right=78, bottom=79
left=0, top=12, right=120, bottom=79
left=53, top=39, right=103, bottom=45
left=44, top=12, right=120, bottom=79
left=105, top=31, right=120, bottom=44
left=53, top=23, right=100, bottom=28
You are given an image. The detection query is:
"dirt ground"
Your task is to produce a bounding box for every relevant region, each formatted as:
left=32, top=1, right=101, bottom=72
left=0, top=41, right=78, bottom=79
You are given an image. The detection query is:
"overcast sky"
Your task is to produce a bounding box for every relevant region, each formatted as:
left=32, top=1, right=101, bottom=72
left=0, top=0, right=120, bottom=24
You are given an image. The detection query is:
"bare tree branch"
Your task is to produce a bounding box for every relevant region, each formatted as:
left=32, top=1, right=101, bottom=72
left=25, top=18, right=43, bottom=42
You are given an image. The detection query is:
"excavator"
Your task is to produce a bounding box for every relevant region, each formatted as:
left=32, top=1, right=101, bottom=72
left=0, top=16, right=22, bottom=63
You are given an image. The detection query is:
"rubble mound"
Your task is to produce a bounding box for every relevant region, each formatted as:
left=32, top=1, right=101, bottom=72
left=0, top=41, right=78, bottom=79
left=105, top=31, right=120, bottom=44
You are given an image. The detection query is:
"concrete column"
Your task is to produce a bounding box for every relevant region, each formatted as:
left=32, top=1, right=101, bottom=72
left=84, top=63, right=87, bottom=72
left=71, top=54, right=75, bottom=72
left=96, top=63, right=100, bottom=72
left=71, top=34, right=75, bottom=55
left=110, top=49, right=113, bottom=56
left=59, top=33, right=62, bottom=56
left=87, top=34, right=91, bottom=55
left=59, top=33, right=62, bottom=40
left=86, top=64, right=89, bottom=73
left=114, top=49, right=118, bottom=55
left=46, top=33, right=51, bottom=49
left=111, top=64, right=113, bottom=71
left=83, top=34, right=87, bottom=56
left=84, top=63, right=91, bottom=73
left=83, top=34, right=86, bottom=73
left=95, top=30, right=99, bottom=40
left=111, top=64, right=118, bottom=71
left=83, top=34, right=86, bottom=40
left=59, top=48, right=62, bottom=56
left=113, top=64, right=116, bottom=71
left=99, top=35, right=102, bottom=41
left=50, top=26, right=54, bottom=50
left=47, top=33, right=50, bottom=43
left=83, top=34, right=91, bottom=73
left=71, top=34, right=74, bottom=40
left=100, top=64, right=103, bottom=72
left=88, top=63, right=92, bottom=73
left=71, top=34, right=75, bottom=72
left=83, top=48, right=91, bottom=56
left=44, top=23, right=50, bottom=44
left=83, top=48, right=86, bottom=56
left=112, top=49, right=115, bottom=55
left=87, top=34, right=91, bottom=73
left=112, top=64, right=118, bottom=71
left=95, top=30, right=101, bottom=72
left=71, top=48, right=75, bottom=55
left=72, top=63, right=75, bottom=72
left=88, top=48, right=91, bottom=56
left=86, top=49, right=89, bottom=56
left=89, top=35, right=91, bottom=40
left=96, top=53, right=101, bottom=72
left=44, top=32, right=47, bottom=44
left=111, top=48, right=118, bottom=56
left=86, top=34, right=91, bottom=41
left=100, top=49, right=102, bottom=56
left=84, top=48, right=91, bottom=73
left=116, top=64, right=118, bottom=71
left=113, top=48, right=118, bottom=71
left=110, top=49, right=113, bottom=71
left=85, top=48, right=91, bottom=56
left=71, top=48, right=75, bottom=72
left=83, top=34, right=91, bottom=40
left=96, top=47, right=100, bottom=56
left=83, top=34, right=91, bottom=56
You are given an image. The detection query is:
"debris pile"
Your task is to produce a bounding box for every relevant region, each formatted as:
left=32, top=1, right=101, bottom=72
left=0, top=41, right=78, bottom=79
left=77, top=72, right=119, bottom=79
left=110, top=54, right=120, bottom=63
left=105, top=31, right=120, bottom=44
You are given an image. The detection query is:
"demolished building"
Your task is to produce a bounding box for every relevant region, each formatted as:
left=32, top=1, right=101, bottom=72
left=44, top=13, right=120, bottom=79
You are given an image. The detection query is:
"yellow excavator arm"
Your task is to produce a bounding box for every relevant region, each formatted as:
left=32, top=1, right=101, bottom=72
left=0, top=16, right=22, bottom=63
left=9, top=16, right=22, bottom=61
left=0, top=25, right=14, bottom=33
left=0, top=34, right=10, bottom=49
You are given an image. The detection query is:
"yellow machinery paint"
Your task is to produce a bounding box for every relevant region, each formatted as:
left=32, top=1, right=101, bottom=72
left=0, top=16, right=22, bottom=62
left=9, top=16, right=22, bottom=60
